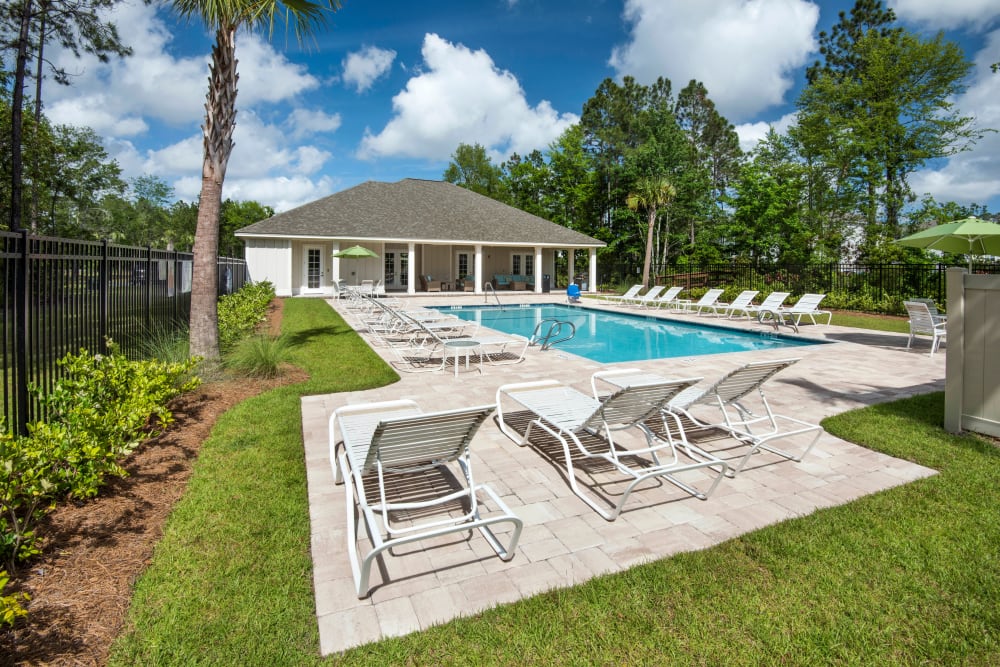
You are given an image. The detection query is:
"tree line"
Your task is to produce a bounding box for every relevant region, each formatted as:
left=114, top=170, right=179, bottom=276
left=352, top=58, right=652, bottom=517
left=443, top=0, right=994, bottom=286
left=3, top=0, right=339, bottom=362
left=0, top=99, right=271, bottom=253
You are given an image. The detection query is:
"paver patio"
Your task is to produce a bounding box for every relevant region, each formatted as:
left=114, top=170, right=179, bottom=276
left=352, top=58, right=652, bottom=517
left=302, top=293, right=942, bottom=655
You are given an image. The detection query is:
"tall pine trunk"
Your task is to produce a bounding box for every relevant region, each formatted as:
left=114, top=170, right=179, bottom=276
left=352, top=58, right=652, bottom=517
left=189, top=27, right=238, bottom=361
left=8, top=0, right=33, bottom=233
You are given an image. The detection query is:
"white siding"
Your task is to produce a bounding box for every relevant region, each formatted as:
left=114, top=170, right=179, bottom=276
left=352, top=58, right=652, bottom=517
left=245, top=239, right=293, bottom=296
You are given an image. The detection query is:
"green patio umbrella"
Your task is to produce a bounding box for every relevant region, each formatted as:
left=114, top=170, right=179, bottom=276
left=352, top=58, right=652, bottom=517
left=333, top=245, right=378, bottom=259
left=333, top=245, right=378, bottom=286
left=895, top=216, right=1000, bottom=270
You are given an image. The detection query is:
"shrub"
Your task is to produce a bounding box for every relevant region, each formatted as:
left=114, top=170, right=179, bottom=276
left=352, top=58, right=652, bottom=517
left=1, top=570, right=28, bottom=627
left=218, top=281, right=276, bottom=352
left=226, top=334, right=292, bottom=379
left=1, top=347, right=200, bottom=570
left=139, top=323, right=191, bottom=364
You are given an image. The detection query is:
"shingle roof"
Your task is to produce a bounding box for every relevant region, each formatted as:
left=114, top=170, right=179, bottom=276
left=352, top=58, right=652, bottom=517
left=235, top=178, right=604, bottom=248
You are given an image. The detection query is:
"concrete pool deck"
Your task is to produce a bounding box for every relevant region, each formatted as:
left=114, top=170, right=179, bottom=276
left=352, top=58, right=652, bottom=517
left=302, top=293, right=943, bottom=655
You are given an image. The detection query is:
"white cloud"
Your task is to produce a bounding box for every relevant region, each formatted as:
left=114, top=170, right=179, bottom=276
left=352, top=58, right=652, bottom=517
left=908, top=30, right=1000, bottom=206
left=342, top=46, right=397, bottom=93
left=734, top=112, right=798, bottom=153
left=204, top=174, right=338, bottom=213
left=286, top=109, right=343, bottom=140
left=40, top=3, right=337, bottom=212
left=609, top=0, right=819, bottom=122
left=358, top=33, right=578, bottom=162
left=890, top=0, right=1000, bottom=30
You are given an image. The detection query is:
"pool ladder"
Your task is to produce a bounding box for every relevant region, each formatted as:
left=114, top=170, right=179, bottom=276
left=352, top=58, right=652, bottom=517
left=529, top=319, right=576, bottom=351
left=484, top=282, right=503, bottom=310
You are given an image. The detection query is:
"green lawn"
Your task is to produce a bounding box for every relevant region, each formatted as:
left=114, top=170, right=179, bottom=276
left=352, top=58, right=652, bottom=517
left=109, top=301, right=998, bottom=665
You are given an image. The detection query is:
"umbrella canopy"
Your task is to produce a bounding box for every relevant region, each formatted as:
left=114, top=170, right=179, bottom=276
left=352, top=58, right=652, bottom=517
left=895, top=217, right=1000, bottom=269
left=333, top=245, right=379, bottom=259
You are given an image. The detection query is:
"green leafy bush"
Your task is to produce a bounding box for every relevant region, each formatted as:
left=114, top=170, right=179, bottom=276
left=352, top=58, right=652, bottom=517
left=1, top=569, right=28, bottom=627
left=0, top=348, right=200, bottom=570
left=218, top=281, right=276, bottom=352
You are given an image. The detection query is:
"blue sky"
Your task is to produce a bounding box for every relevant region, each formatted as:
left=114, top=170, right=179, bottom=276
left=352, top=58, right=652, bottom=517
left=42, top=0, right=1000, bottom=213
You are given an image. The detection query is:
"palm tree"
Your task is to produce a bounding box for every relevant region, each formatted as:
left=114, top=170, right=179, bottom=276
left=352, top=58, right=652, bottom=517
left=171, top=0, right=340, bottom=361
left=626, top=176, right=676, bottom=288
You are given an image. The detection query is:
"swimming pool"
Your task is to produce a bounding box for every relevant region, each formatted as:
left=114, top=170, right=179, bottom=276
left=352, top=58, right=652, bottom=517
left=436, top=303, right=823, bottom=364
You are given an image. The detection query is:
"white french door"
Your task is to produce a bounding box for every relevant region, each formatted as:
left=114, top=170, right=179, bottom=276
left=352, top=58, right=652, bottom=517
left=302, top=245, right=324, bottom=294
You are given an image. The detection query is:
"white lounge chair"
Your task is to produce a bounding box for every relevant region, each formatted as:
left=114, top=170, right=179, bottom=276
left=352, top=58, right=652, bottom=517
left=903, top=300, right=947, bottom=355
left=602, top=284, right=643, bottom=305
left=390, top=312, right=527, bottom=373
left=330, top=400, right=523, bottom=598
left=647, top=286, right=684, bottom=309
left=744, top=291, right=790, bottom=321
left=627, top=285, right=667, bottom=308
left=686, top=288, right=725, bottom=315
left=666, top=358, right=822, bottom=475
left=496, top=377, right=728, bottom=521
left=706, top=290, right=759, bottom=318
left=777, top=293, right=832, bottom=326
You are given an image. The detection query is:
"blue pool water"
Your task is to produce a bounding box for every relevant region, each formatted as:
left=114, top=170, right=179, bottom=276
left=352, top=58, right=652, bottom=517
left=436, top=303, right=823, bottom=364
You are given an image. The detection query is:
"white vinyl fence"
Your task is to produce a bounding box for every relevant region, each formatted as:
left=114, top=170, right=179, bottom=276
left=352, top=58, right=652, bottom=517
left=944, top=267, right=1000, bottom=436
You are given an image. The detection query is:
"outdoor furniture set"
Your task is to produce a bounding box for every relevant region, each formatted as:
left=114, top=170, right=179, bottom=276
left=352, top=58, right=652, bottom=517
left=329, top=355, right=824, bottom=597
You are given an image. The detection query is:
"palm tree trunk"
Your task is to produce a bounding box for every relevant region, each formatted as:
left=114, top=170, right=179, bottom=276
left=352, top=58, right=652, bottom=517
left=189, top=27, right=238, bottom=361
left=642, top=207, right=656, bottom=288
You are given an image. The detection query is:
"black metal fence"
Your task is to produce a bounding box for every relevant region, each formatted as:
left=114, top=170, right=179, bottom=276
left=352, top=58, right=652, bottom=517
left=599, top=261, right=1000, bottom=309
left=2, top=230, right=248, bottom=435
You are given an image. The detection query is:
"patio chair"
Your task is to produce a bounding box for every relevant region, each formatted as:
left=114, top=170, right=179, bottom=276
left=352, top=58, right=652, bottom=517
left=601, top=284, right=643, bottom=305
left=743, top=292, right=790, bottom=321
left=496, top=377, right=728, bottom=521
left=419, top=275, right=445, bottom=292
left=686, top=288, right=725, bottom=315
left=911, top=298, right=946, bottom=324
left=639, top=286, right=683, bottom=310
left=330, top=399, right=523, bottom=598
left=903, top=300, right=947, bottom=355
left=704, top=290, right=759, bottom=318
left=777, top=293, right=832, bottom=326
left=664, top=358, right=823, bottom=475
left=627, top=285, right=667, bottom=308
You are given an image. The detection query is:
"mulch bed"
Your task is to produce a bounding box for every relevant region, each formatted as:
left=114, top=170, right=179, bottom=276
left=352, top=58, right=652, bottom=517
left=1, top=299, right=306, bottom=667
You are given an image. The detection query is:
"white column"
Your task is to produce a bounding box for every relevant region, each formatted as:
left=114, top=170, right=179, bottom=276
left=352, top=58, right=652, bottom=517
left=589, top=248, right=598, bottom=293
left=407, top=242, right=416, bottom=295
left=567, top=250, right=575, bottom=291
left=331, top=242, right=341, bottom=282
left=534, top=246, right=543, bottom=293
left=474, top=245, right=484, bottom=294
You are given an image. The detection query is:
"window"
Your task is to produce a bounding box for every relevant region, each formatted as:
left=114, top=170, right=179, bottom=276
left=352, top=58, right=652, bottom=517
left=400, top=252, right=409, bottom=286
left=457, top=253, right=469, bottom=278
left=512, top=253, right=534, bottom=276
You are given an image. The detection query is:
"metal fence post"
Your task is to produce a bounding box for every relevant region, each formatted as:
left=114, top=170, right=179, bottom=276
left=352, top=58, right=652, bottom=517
left=145, top=245, right=153, bottom=333
left=14, top=230, right=30, bottom=436
left=99, top=238, right=109, bottom=355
